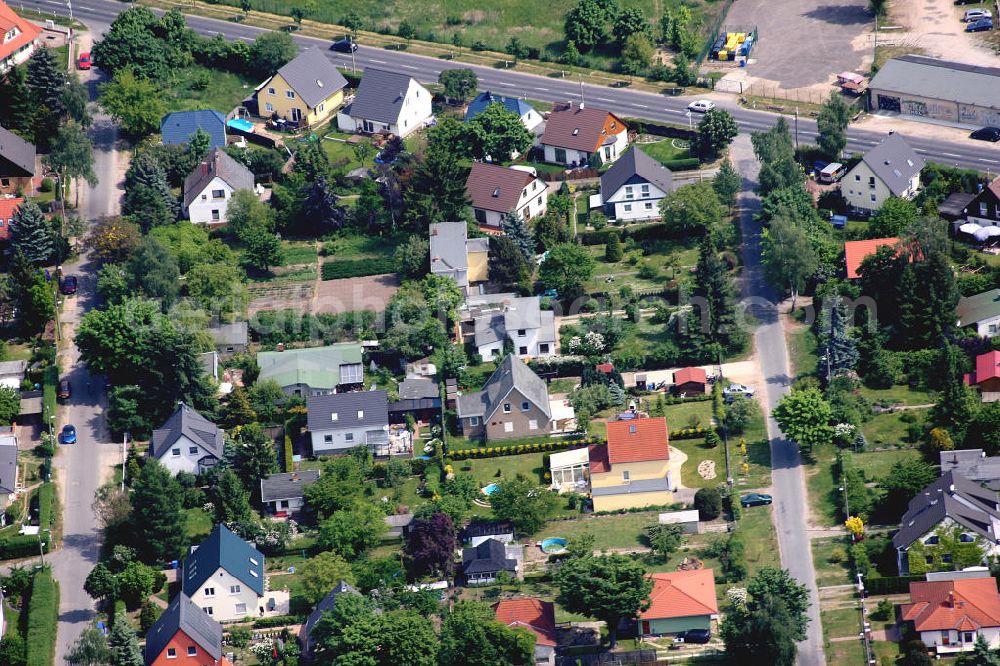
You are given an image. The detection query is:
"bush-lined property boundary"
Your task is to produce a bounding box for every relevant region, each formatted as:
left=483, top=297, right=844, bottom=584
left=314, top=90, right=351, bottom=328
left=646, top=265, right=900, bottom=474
left=25, top=568, right=58, bottom=666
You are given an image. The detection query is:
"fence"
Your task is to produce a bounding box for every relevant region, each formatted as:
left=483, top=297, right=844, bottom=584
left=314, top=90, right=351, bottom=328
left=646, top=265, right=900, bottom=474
left=697, top=0, right=738, bottom=64
left=741, top=83, right=832, bottom=107
left=558, top=650, right=663, bottom=666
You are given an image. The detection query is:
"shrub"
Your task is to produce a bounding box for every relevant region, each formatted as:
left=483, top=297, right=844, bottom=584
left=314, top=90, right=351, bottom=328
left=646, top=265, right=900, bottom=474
left=660, top=157, right=701, bottom=171
left=694, top=487, right=722, bottom=521
left=25, top=569, right=58, bottom=666
left=870, top=598, right=894, bottom=621
left=0, top=534, right=48, bottom=561
left=827, top=546, right=847, bottom=564
left=39, top=178, right=54, bottom=193
left=283, top=420, right=295, bottom=472
left=253, top=614, right=304, bottom=628
left=321, top=258, right=392, bottom=280
left=36, top=483, right=54, bottom=528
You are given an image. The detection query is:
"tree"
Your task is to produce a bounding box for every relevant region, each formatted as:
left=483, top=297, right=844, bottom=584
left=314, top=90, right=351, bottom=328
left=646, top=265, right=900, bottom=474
left=489, top=477, right=559, bottom=535
left=466, top=103, right=533, bottom=161
left=93, top=483, right=132, bottom=531
left=660, top=181, right=725, bottom=235
left=761, top=215, right=817, bottom=309
left=0, top=386, right=19, bottom=426
left=565, top=0, right=609, bottom=51
left=534, top=205, right=571, bottom=251
left=107, top=610, right=143, bottom=666
left=60, top=75, right=91, bottom=129
left=605, top=231, right=623, bottom=262
left=215, top=468, right=255, bottom=527
left=721, top=597, right=798, bottom=666
left=620, top=33, right=653, bottom=75
left=488, top=234, right=528, bottom=288
left=303, top=175, right=347, bottom=232
left=692, top=234, right=746, bottom=355
left=697, top=109, right=738, bottom=158
left=0, top=66, right=33, bottom=133
left=816, top=92, right=851, bottom=159
left=249, top=31, right=298, bottom=78
left=403, top=118, right=471, bottom=225
left=438, top=601, right=536, bottom=666
left=84, top=561, right=119, bottom=602
left=27, top=46, right=65, bottom=142
left=868, top=197, right=919, bottom=238
left=304, top=457, right=366, bottom=519
left=613, top=7, right=649, bottom=44
left=539, top=243, right=596, bottom=299
left=555, top=554, right=652, bottom=648
left=958, top=635, right=1000, bottom=666
left=117, top=561, right=159, bottom=609
left=694, top=487, right=722, bottom=520
left=227, top=189, right=275, bottom=239
left=234, top=422, right=278, bottom=489
left=46, top=120, right=98, bottom=207
left=123, top=153, right=178, bottom=230
left=127, top=459, right=186, bottom=563
left=897, top=250, right=959, bottom=349
left=318, top=502, right=387, bottom=558
left=505, top=36, right=529, bottom=60
left=439, top=68, right=478, bottom=103
left=90, top=6, right=169, bottom=79
left=289, top=0, right=316, bottom=25
left=405, top=512, right=458, bottom=577
left=128, top=237, right=181, bottom=306
left=21, top=271, right=54, bottom=336
left=561, top=40, right=582, bottom=66
left=501, top=211, right=535, bottom=263
left=221, top=386, right=256, bottom=429
left=819, top=296, right=858, bottom=376
left=747, top=568, right=810, bottom=637
left=645, top=523, right=683, bottom=560
left=298, top=550, right=355, bottom=605
left=88, top=217, right=141, bottom=264
left=878, top=459, right=937, bottom=519
left=99, top=69, right=165, bottom=138
left=773, top=388, right=833, bottom=452
left=242, top=224, right=284, bottom=273
left=869, top=0, right=888, bottom=17
left=66, top=627, right=109, bottom=666
left=9, top=201, right=55, bottom=265
left=394, top=235, right=430, bottom=279
left=713, top=159, right=741, bottom=209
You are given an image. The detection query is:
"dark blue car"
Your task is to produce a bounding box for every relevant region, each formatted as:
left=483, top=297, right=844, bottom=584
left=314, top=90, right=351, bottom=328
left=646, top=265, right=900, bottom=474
left=60, top=424, right=76, bottom=444
left=966, top=18, right=993, bottom=32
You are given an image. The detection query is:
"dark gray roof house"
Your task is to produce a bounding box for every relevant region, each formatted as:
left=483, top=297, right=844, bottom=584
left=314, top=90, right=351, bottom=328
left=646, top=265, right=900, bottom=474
left=182, top=524, right=266, bottom=597
left=940, top=449, right=1000, bottom=487
left=160, top=109, right=227, bottom=149
left=144, top=593, right=224, bottom=666
left=208, top=321, right=249, bottom=354
left=456, top=354, right=551, bottom=420
left=275, top=48, right=349, bottom=109
left=0, top=125, right=35, bottom=177
left=0, top=435, right=16, bottom=496
left=462, top=538, right=518, bottom=580
left=306, top=391, right=390, bottom=433
left=600, top=146, right=674, bottom=200
left=389, top=377, right=441, bottom=419
left=183, top=148, right=255, bottom=210
left=260, top=470, right=321, bottom=505
left=150, top=403, right=225, bottom=463
left=302, top=580, right=360, bottom=654
left=859, top=134, right=924, bottom=197
left=345, top=68, right=416, bottom=124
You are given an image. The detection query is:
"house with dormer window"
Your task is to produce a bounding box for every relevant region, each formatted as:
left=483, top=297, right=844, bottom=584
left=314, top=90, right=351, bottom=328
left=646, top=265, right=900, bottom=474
left=539, top=102, right=628, bottom=167
left=841, top=134, right=924, bottom=215
left=0, top=2, right=40, bottom=73
left=465, top=162, right=548, bottom=229
left=182, top=524, right=265, bottom=621
left=144, top=593, right=233, bottom=666
left=588, top=417, right=673, bottom=511
left=149, top=403, right=224, bottom=476
left=599, top=147, right=673, bottom=221
left=337, top=68, right=432, bottom=138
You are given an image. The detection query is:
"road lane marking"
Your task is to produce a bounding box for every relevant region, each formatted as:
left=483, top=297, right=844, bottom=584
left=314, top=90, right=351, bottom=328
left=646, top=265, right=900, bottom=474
left=631, top=103, right=648, bottom=108
left=980, top=158, right=1000, bottom=164
left=401, top=65, right=418, bottom=70
left=498, top=81, right=515, bottom=86
left=939, top=152, right=962, bottom=158
left=594, top=97, right=614, bottom=102
left=536, top=87, right=549, bottom=91
left=664, top=109, right=683, bottom=114
left=370, top=59, right=388, bottom=64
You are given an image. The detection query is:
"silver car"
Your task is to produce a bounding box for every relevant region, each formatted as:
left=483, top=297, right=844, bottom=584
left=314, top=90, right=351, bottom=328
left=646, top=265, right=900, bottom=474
left=963, top=9, right=992, bottom=21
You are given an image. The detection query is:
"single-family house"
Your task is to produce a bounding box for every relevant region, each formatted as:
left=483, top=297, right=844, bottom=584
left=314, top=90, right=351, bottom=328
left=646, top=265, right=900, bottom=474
left=0, top=359, right=26, bottom=389
left=260, top=470, right=320, bottom=515
left=255, top=48, right=348, bottom=127
left=0, top=196, right=21, bottom=240
left=337, top=68, right=432, bottom=138
left=841, top=134, right=924, bottom=215
left=0, top=433, right=16, bottom=515
left=149, top=403, right=224, bottom=476
left=0, top=2, right=41, bottom=73
left=493, top=598, right=557, bottom=666
left=208, top=321, right=248, bottom=356
left=465, top=92, right=543, bottom=133
left=539, top=102, right=628, bottom=167
left=599, top=146, right=673, bottom=221
left=941, top=450, right=1000, bottom=488
left=471, top=296, right=556, bottom=360
left=462, top=520, right=515, bottom=547
left=901, top=576, right=1000, bottom=655
left=429, top=222, right=489, bottom=295
left=893, top=471, right=1000, bottom=575
left=0, top=125, right=35, bottom=195
left=144, top=593, right=233, bottom=666
left=182, top=524, right=265, bottom=621
left=456, top=355, right=552, bottom=441
left=957, top=177, right=1000, bottom=227
left=301, top=580, right=360, bottom=655
left=466, top=162, right=548, bottom=228
left=388, top=377, right=441, bottom=424
left=672, top=367, right=707, bottom=396
left=160, top=110, right=227, bottom=150
left=638, top=569, right=719, bottom=637
left=589, top=417, right=673, bottom=512
left=257, top=343, right=364, bottom=397
left=844, top=237, right=902, bottom=280
left=965, top=350, right=1000, bottom=401
left=958, top=289, right=1000, bottom=337
left=307, top=390, right=390, bottom=456
left=462, top=538, right=518, bottom=585
left=183, top=148, right=255, bottom=226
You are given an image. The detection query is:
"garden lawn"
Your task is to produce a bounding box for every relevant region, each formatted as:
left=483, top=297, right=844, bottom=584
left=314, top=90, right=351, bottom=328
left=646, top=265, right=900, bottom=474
left=662, top=400, right=714, bottom=430
left=185, top=507, right=213, bottom=540
left=786, top=321, right=818, bottom=379
left=822, top=607, right=862, bottom=640
left=322, top=136, right=374, bottom=173
left=583, top=237, right=699, bottom=295
left=825, top=636, right=866, bottom=666
left=456, top=451, right=547, bottom=487
left=861, top=409, right=927, bottom=449
left=324, top=231, right=409, bottom=263
left=280, top=240, right=318, bottom=266
left=637, top=138, right=692, bottom=164
left=858, top=385, right=934, bottom=407
left=807, top=443, right=840, bottom=528
left=547, top=378, right=577, bottom=394
left=536, top=511, right=661, bottom=551
left=161, top=65, right=256, bottom=114
left=851, top=448, right=921, bottom=482
left=740, top=503, right=780, bottom=575
left=812, top=536, right=854, bottom=587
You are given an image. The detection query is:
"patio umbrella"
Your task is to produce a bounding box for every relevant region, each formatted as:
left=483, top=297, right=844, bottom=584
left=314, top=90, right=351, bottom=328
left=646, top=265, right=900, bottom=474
left=960, top=222, right=981, bottom=235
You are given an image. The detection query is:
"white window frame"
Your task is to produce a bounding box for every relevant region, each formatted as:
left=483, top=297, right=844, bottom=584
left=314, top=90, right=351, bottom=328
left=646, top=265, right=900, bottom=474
left=171, top=448, right=181, bottom=457
left=204, top=587, right=215, bottom=597
left=235, top=602, right=248, bottom=615
left=504, top=422, right=514, bottom=433
left=345, top=432, right=354, bottom=443
left=528, top=419, right=538, bottom=430
left=187, top=647, right=198, bottom=657
left=167, top=648, right=177, bottom=659
left=469, top=416, right=480, bottom=426
left=286, top=90, right=295, bottom=99
left=622, top=470, right=630, bottom=483
left=503, top=403, right=511, bottom=414
left=230, top=585, right=241, bottom=594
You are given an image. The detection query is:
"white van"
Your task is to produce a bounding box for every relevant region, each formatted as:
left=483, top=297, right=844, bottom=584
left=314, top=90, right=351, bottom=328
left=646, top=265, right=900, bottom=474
left=819, top=162, right=846, bottom=184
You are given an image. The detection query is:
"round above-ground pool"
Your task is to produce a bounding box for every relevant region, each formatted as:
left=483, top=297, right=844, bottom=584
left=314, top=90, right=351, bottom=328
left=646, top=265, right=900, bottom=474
left=481, top=482, right=500, bottom=496
left=540, top=537, right=568, bottom=554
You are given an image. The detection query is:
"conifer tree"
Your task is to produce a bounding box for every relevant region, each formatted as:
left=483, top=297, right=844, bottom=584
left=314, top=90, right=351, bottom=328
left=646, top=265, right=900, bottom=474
left=9, top=201, right=55, bottom=265
left=107, top=611, right=143, bottom=666
left=501, top=211, right=535, bottom=264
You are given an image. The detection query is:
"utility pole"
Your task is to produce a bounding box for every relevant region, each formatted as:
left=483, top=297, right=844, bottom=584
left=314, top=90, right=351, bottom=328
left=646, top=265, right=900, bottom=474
left=794, top=107, right=799, bottom=148
left=122, top=432, right=128, bottom=492
left=579, top=78, right=585, bottom=106
left=719, top=349, right=732, bottom=490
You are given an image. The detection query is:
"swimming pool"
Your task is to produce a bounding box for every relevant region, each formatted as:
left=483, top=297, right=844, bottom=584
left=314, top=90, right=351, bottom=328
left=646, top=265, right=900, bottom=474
left=227, top=118, right=254, bottom=133
left=540, top=537, right=567, bottom=554
left=481, top=482, right=500, bottom=496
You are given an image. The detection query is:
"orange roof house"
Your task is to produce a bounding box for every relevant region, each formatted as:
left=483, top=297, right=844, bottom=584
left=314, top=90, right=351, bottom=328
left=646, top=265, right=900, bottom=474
left=0, top=196, right=21, bottom=240
left=673, top=367, right=707, bottom=395
left=901, top=577, right=1000, bottom=654
left=0, top=1, right=41, bottom=72
left=540, top=102, right=628, bottom=167
left=493, top=598, right=558, bottom=662
left=639, top=569, right=720, bottom=636
left=606, top=417, right=670, bottom=464
left=844, top=237, right=900, bottom=279
left=588, top=417, right=672, bottom=512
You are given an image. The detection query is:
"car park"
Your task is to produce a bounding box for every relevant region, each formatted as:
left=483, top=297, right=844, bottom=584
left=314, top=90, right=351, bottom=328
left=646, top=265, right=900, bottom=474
left=971, top=127, right=1000, bottom=142
left=61, top=275, right=78, bottom=295
left=58, top=379, right=71, bottom=400
left=687, top=100, right=715, bottom=113
left=966, top=18, right=993, bottom=31
left=330, top=38, right=358, bottom=53
left=963, top=9, right=992, bottom=21
left=77, top=52, right=91, bottom=70
left=740, top=492, right=773, bottom=507
left=60, top=424, right=77, bottom=444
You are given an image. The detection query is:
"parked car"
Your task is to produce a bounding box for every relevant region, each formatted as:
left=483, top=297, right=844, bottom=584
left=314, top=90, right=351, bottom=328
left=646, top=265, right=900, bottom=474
left=681, top=629, right=711, bottom=644
left=963, top=9, right=992, bottom=21
left=77, top=52, right=91, bottom=70
left=60, top=424, right=77, bottom=445
left=966, top=18, right=993, bottom=31
left=723, top=383, right=755, bottom=402
left=971, top=127, right=1000, bottom=142
left=61, top=275, right=78, bottom=295
left=330, top=38, right=358, bottom=53
left=740, top=492, right=773, bottom=507
left=687, top=100, right=715, bottom=113
left=58, top=379, right=71, bottom=400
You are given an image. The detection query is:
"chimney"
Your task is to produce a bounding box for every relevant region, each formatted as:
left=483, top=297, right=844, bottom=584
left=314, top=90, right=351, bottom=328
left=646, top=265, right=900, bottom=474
left=947, top=592, right=956, bottom=608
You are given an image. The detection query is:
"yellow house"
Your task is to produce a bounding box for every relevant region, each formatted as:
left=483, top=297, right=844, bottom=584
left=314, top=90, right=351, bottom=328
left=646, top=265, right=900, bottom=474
left=255, top=48, right=348, bottom=127
left=589, top=417, right=673, bottom=512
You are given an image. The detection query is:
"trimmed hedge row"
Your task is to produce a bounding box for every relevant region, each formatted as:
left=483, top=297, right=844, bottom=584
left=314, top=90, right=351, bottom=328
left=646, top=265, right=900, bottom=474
left=671, top=427, right=713, bottom=440
left=253, top=614, right=305, bottom=628
left=865, top=575, right=924, bottom=595
left=449, top=438, right=598, bottom=461
left=26, top=569, right=58, bottom=666
left=282, top=419, right=294, bottom=473
left=321, top=258, right=393, bottom=281
left=0, top=534, right=48, bottom=560
left=660, top=158, right=701, bottom=171
left=37, top=482, right=54, bottom=528
left=578, top=222, right=685, bottom=246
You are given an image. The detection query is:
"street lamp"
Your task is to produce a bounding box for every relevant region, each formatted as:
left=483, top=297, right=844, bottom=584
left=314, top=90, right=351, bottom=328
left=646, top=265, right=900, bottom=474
left=838, top=485, right=851, bottom=521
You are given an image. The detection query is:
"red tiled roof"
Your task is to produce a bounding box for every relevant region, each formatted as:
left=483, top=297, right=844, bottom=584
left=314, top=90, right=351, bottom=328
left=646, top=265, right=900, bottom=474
left=540, top=102, right=626, bottom=153
left=588, top=443, right=610, bottom=473
left=596, top=362, right=614, bottom=373
left=0, top=2, right=40, bottom=64
left=844, top=237, right=900, bottom=279
left=968, top=350, right=1000, bottom=386
left=606, top=417, right=669, bottom=464
left=493, top=598, right=557, bottom=647
left=640, top=570, right=719, bottom=620
left=901, top=578, right=1000, bottom=632
left=673, top=367, right=707, bottom=385
left=0, top=196, right=22, bottom=240
left=465, top=162, right=537, bottom=214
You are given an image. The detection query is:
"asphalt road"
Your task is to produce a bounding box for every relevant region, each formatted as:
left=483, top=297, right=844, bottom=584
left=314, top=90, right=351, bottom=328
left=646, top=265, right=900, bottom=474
left=733, top=133, right=824, bottom=666
left=20, top=0, right=1000, bottom=172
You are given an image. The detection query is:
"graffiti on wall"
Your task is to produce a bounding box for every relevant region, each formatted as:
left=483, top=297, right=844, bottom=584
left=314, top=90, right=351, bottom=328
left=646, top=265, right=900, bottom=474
left=903, top=99, right=955, bottom=120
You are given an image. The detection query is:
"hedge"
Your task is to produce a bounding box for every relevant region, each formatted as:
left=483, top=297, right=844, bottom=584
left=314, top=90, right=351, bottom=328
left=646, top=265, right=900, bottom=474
left=449, top=438, right=598, bottom=461
left=660, top=158, right=701, bottom=171
left=26, top=569, right=58, bottom=666
left=41, top=364, right=58, bottom=431
left=578, top=222, right=688, bottom=246
left=671, top=427, right=714, bottom=440
left=37, top=482, right=54, bottom=528
left=321, top=258, right=392, bottom=281
left=0, top=534, right=48, bottom=561
left=865, top=575, right=924, bottom=595
left=283, top=421, right=294, bottom=473
left=252, top=614, right=305, bottom=628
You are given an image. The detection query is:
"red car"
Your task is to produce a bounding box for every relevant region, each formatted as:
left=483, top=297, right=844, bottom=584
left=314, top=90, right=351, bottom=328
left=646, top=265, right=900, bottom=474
left=77, top=52, right=91, bottom=70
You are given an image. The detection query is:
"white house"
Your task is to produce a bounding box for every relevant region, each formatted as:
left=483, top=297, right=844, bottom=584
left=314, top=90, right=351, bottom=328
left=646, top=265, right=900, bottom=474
left=469, top=296, right=556, bottom=360
left=149, top=403, right=224, bottom=476
left=260, top=470, right=320, bottom=515
left=0, top=1, right=41, bottom=73
left=599, top=146, right=674, bottom=221
left=182, top=524, right=265, bottom=621
left=841, top=134, right=924, bottom=215
left=958, top=288, right=1000, bottom=337
left=183, top=148, right=255, bottom=226
left=902, top=573, right=1000, bottom=655
left=307, top=390, right=390, bottom=456
left=465, top=162, right=548, bottom=229
left=337, top=68, right=432, bottom=138
left=539, top=102, right=628, bottom=167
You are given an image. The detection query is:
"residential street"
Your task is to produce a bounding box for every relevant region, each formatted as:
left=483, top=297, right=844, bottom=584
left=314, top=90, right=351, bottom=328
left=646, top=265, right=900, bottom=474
left=732, top=133, right=825, bottom=665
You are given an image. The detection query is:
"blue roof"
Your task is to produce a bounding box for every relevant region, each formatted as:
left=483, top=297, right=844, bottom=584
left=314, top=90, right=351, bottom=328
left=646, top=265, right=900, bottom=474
left=465, top=92, right=534, bottom=122
left=182, top=524, right=265, bottom=597
left=161, top=110, right=227, bottom=149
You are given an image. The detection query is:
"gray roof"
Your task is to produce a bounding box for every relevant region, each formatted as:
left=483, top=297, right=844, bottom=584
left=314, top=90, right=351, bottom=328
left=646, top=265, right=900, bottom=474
left=958, top=289, right=1000, bottom=327
left=160, top=110, right=227, bottom=149
left=467, top=237, right=489, bottom=253
left=304, top=580, right=360, bottom=646
left=591, top=477, right=672, bottom=496
left=398, top=377, right=439, bottom=400
left=150, top=403, right=224, bottom=461
left=209, top=321, right=248, bottom=347
left=306, top=390, right=389, bottom=432
left=474, top=313, right=506, bottom=347
left=940, top=449, right=1000, bottom=486
left=430, top=222, right=469, bottom=279
left=473, top=297, right=555, bottom=347
left=145, top=593, right=223, bottom=666
left=893, top=471, right=1000, bottom=550
left=462, top=538, right=517, bottom=575
left=869, top=55, right=1000, bottom=113
left=858, top=134, right=924, bottom=197
left=0, top=438, right=15, bottom=494
left=260, top=470, right=321, bottom=503
left=0, top=359, right=26, bottom=379
left=183, top=147, right=255, bottom=209
left=275, top=48, right=349, bottom=109
left=347, top=68, right=416, bottom=124
left=457, top=355, right=550, bottom=420
left=0, top=125, right=35, bottom=176
left=600, top=146, right=674, bottom=198
left=182, top=524, right=265, bottom=597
